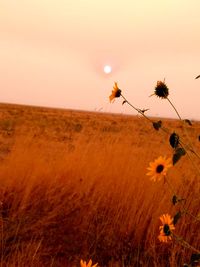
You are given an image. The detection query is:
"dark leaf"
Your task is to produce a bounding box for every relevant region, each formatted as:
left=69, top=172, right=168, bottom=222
left=173, top=153, right=181, bottom=165
left=184, top=119, right=192, bottom=126
left=176, top=147, right=186, bottom=156
left=152, top=120, right=162, bottom=131
left=141, top=108, right=149, bottom=113
left=195, top=75, right=200, bottom=79
left=173, top=147, right=186, bottom=165
left=172, top=195, right=178, bottom=205
left=173, top=211, right=181, bottom=225
left=169, top=132, right=179, bottom=149
left=190, top=253, right=200, bottom=264
left=172, top=195, right=185, bottom=205
left=122, top=100, right=127, bottom=105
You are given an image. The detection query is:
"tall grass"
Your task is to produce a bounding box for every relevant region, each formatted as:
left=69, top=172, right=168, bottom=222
left=0, top=107, right=199, bottom=266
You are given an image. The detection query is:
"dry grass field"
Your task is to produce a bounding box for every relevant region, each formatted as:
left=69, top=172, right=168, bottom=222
left=0, top=103, right=199, bottom=267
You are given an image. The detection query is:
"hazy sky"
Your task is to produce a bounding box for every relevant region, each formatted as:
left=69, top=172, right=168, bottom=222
left=1, top=0, right=200, bottom=119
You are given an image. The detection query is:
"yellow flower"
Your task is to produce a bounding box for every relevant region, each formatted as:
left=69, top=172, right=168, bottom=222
left=146, top=156, right=172, bottom=182
left=158, top=214, right=175, bottom=242
left=80, top=259, right=98, bottom=267
left=109, top=82, right=121, bottom=102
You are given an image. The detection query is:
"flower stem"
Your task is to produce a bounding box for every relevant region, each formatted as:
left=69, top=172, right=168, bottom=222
left=166, top=98, right=182, bottom=120
left=173, top=234, right=200, bottom=253
left=164, top=176, right=176, bottom=196
left=121, top=94, right=152, bottom=122
left=164, top=176, right=200, bottom=222
left=120, top=94, right=169, bottom=134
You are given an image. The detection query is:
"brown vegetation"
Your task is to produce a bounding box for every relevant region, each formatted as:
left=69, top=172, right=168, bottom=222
left=0, top=103, right=199, bottom=266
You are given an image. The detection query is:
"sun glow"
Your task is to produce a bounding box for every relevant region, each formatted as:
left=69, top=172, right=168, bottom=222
left=103, top=65, right=112, bottom=74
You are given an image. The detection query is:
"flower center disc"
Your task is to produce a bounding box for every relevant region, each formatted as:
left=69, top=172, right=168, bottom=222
left=163, top=224, right=171, bottom=236
left=156, top=164, right=164, bottom=173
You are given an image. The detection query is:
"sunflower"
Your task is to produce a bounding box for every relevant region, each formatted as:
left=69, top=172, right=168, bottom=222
left=80, top=259, right=98, bottom=267
left=109, top=82, right=121, bottom=102
left=146, top=156, right=172, bottom=182
left=158, top=213, right=175, bottom=242
left=154, top=80, right=169, bottom=99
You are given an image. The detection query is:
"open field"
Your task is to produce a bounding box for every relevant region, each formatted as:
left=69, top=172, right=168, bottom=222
left=0, top=103, right=199, bottom=266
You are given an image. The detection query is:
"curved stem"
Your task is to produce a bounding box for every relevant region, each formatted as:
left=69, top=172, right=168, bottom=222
left=173, top=234, right=200, bottom=253
left=121, top=94, right=152, bottom=123
left=183, top=209, right=200, bottom=222
left=164, top=176, right=177, bottom=196
left=121, top=94, right=169, bottom=134
left=166, top=98, right=182, bottom=120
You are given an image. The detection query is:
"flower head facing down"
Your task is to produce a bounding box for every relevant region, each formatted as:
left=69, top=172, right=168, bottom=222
left=154, top=80, right=169, bottom=99
left=109, top=82, right=121, bottom=102
left=80, top=259, right=98, bottom=267
left=146, top=156, right=172, bottom=182
left=158, top=214, right=175, bottom=242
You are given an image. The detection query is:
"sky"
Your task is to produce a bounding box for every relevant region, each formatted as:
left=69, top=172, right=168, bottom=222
left=0, top=0, right=200, bottom=119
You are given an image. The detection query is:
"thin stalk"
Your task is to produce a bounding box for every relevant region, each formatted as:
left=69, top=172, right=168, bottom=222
left=183, top=209, right=200, bottom=222
left=173, top=234, right=200, bottom=253
left=165, top=176, right=200, bottom=222
left=121, top=94, right=169, bottom=134
left=121, top=94, right=152, bottom=123
left=166, top=98, right=182, bottom=121
left=164, top=176, right=176, bottom=196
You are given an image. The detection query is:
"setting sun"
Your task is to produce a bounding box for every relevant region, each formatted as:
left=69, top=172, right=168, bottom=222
left=103, top=65, right=112, bottom=74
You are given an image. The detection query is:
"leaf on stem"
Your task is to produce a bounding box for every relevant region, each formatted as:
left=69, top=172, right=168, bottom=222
left=122, top=100, right=127, bottom=105
left=152, top=120, right=162, bottom=131
left=140, top=108, right=149, bottom=114
left=172, top=195, right=178, bottom=205
left=184, top=119, right=192, bottom=126
left=169, top=132, right=179, bottom=149
left=173, top=211, right=182, bottom=225
left=172, top=195, right=185, bottom=205
left=173, top=147, right=186, bottom=165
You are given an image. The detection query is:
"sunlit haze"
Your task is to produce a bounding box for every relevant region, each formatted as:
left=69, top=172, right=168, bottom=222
left=1, top=1, right=200, bottom=119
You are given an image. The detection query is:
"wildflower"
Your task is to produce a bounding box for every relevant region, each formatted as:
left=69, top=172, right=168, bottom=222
left=109, top=82, right=121, bottom=102
left=154, top=80, right=169, bottom=99
left=146, top=156, right=172, bottom=182
left=80, top=259, right=98, bottom=267
left=158, top=214, right=175, bottom=242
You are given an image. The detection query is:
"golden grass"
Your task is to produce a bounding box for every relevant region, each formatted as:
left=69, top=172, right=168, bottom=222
left=0, top=103, right=199, bottom=266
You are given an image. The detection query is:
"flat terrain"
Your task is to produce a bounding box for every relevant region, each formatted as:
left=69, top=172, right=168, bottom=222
left=0, top=103, right=199, bottom=266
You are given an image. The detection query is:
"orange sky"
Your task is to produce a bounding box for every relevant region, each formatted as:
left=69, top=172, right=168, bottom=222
left=1, top=1, right=200, bottom=119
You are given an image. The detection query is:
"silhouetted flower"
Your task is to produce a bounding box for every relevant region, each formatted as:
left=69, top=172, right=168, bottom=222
left=154, top=80, right=169, bottom=99
left=158, top=214, right=175, bottom=242
left=146, top=156, right=172, bottom=182
left=109, top=82, right=121, bottom=102
left=80, top=259, right=98, bottom=267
